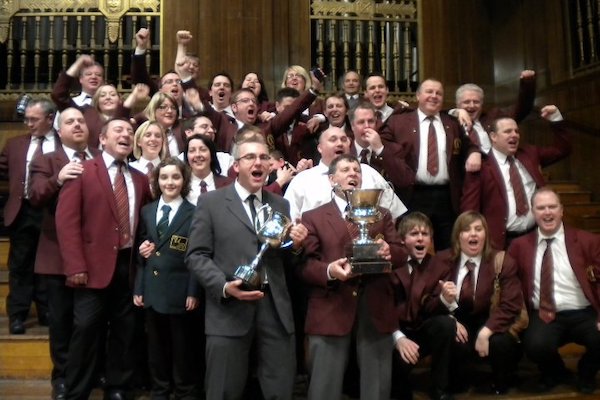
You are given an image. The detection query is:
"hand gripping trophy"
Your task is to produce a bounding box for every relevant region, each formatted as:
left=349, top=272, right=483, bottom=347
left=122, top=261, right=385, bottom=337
left=342, top=188, right=392, bottom=274
left=233, top=204, right=293, bottom=290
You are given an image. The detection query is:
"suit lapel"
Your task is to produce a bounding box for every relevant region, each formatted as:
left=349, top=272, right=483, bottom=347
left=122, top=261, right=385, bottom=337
left=95, top=159, right=120, bottom=222
left=156, top=201, right=194, bottom=249
left=324, top=200, right=352, bottom=243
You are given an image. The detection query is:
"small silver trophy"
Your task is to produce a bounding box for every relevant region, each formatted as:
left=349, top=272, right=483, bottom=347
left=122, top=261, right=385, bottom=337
left=343, top=188, right=392, bottom=274
left=234, top=204, right=293, bottom=290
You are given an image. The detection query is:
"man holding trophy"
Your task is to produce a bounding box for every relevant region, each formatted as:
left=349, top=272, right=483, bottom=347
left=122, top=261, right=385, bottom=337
left=300, top=154, right=406, bottom=400
left=185, top=134, right=308, bottom=400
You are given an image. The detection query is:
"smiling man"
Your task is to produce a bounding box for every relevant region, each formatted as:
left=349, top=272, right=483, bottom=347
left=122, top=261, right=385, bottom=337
left=508, top=187, right=600, bottom=394
left=461, top=106, right=572, bottom=249
left=56, top=118, right=151, bottom=400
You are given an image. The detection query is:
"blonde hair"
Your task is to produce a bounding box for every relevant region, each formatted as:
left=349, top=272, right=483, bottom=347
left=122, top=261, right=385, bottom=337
left=133, top=120, right=167, bottom=160
left=280, top=65, right=311, bottom=91
left=91, top=84, right=120, bottom=119
left=142, top=92, right=179, bottom=122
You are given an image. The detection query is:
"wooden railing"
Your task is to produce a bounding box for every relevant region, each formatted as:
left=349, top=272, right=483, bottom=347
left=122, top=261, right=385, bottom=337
left=310, top=0, right=420, bottom=101
left=566, top=0, right=600, bottom=74
left=0, top=0, right=161, bottom=103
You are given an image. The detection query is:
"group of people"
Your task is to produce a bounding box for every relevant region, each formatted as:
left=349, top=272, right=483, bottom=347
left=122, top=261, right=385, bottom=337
left=0, top=26, right=598, bottom=400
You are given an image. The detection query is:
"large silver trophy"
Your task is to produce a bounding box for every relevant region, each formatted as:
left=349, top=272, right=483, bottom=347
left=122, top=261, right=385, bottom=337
left=343, top=188, right=392, bottom=274
left=234, top=204, right=293, bottom=290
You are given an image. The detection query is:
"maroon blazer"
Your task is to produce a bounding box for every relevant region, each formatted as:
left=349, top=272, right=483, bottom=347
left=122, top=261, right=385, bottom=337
left=461, top=121, right=572, bottom=249
left=56, top=156, right=151, bottom=288
left=379, top=110, right=478, bottom=212
left=130, top=53, right=211, bottom=107
left=0, top=133, right=59, bottom=226
left=274, top=123, right=315, bottom=167
left=390, top=253, right=449, bottom=329
left=425, top=249, right=523, bottom=334
left=350, top=141, right=415, bottom=192
left=478, top=74, right=536, bottom=133
left=508, top=226, right=600, bottom=321
left=300, top=201, right=406, bottom=336
left=29, top=146, right=102, bottom=275
left=52, top=71, right=131, bottom=148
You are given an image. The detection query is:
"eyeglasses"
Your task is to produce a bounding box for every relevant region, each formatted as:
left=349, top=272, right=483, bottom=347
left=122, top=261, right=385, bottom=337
left=235, top=97, right=257, bottom=105
left=236, top=153, right=270, bottom=163
left=157, top=104, right=177, bottom=111
left=161, top=78, right=182, bottom=86
left=286, top=73, right=305, bottom=80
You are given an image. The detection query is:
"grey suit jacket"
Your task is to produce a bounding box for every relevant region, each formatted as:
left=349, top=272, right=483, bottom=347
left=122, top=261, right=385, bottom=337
left=185, top=184, right=295, bottom=336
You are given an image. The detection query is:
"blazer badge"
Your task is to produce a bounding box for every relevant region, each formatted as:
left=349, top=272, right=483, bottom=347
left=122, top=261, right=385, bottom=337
left=170, top=235, right=188, bottom=252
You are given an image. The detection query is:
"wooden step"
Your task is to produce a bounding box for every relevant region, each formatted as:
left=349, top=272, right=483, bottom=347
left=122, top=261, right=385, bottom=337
left=559, top=191, right=593, bottom=205
left=579, top=214, right=600, bottom=230
left=0, top=317, right=51, bottom=379
left=0, top=237, right=9, bottom=270
left=549, top=181, right=583, bottom=192
left=563, top=202, right=600, bottom=218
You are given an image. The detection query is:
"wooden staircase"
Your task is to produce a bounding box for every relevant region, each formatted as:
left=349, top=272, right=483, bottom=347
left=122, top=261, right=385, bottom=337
left=548, top=180, right=600, bottom=233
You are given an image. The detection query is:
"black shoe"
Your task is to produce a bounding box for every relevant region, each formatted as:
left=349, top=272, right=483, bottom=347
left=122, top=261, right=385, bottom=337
left=475, top=383, right=508, bottom=396
left=52, top=382, right=67, bottom=400
left=429, top=389, right=455, bottom=400
left=103, top=389, right=127, bottom=400
left=9, top=318, right=25, bottom=334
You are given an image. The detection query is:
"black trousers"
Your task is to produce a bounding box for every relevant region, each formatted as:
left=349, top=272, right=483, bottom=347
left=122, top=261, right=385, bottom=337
left=392, top=315, right=456, bottom=396
left=450, top=315, right=521, bottom=387
left=145, top=308, right=201, bottom=399
left=6, top=201, right=47, bottom=321
left=409, top=185, right=455, bottom=251
left=66, top=250, right=135, bottom=400
left=523, top=307, right=600, bottom=382
left=45, top=274, right=74, bottom=385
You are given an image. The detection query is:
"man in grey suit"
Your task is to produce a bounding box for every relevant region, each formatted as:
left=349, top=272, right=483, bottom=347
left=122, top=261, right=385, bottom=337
left=186, top=133, right=308, bottom=400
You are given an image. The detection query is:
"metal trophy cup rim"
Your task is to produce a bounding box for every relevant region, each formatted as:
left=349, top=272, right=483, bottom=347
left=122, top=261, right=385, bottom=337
left=234, top=203, right=294, bottom=290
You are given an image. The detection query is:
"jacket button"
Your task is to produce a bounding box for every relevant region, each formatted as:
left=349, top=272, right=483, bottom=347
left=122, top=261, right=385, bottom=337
left=156, top=251, right=161, bottom=256
left=352, top=290, right=357, bottom=297
left=153, top=269, right=159, bottom=276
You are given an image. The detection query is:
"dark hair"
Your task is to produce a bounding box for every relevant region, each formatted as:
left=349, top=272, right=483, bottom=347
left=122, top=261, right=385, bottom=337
left=348, top=101, right=377, bottom=123
left=327, top=154, right=360, bottom=175
left=150, top=157, right=192, bottom=199
left=240, top=72, right=269, bottom=104
left=276, top=87, right=300, bottom=103
left=100, top=117, right=133, bottom=137
left=184, top=134, right=222, bottom=176
left=208, top=71, right=234, bottom=90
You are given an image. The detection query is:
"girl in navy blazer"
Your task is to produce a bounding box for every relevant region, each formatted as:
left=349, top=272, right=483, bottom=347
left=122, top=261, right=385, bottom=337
left=134, top=157, right=201, bottom=399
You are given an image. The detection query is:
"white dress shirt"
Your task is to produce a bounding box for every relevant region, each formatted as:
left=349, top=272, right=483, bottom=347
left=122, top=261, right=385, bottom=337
left=415, top=109, right=449, bottom=185
left=102, top=152, right=136, bottom=247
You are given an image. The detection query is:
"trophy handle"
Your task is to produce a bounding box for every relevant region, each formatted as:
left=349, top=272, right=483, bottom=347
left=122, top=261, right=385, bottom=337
left=254, top=203, right=273, bottom=231
left=280, top=224, right=294, bottom=249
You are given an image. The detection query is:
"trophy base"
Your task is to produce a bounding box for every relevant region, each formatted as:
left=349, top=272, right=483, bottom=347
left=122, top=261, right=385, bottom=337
left=233, top=265, right=262, bottom=291
left=350, top=259, right=392, bottom=274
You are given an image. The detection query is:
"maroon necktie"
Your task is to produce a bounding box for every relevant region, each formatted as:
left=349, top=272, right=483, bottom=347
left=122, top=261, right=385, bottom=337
left=508, top=156, right=529, bottom=216
left=426, top=116, right=439, bottom=176
left=33, top=136, right=45, bottom=160
left=75, top=151, right=87, bottom=162
left=359, top=148, right=369, bottom=164
left=539, top=238, right=556, bottom=323
left=200, top=180, right=208, bottom=194
left=114, top=161, right=131, bottom=248
left=344, top=204, right=360, bottom=239
left=459, top=260, right=476, bottom=313
left=468, top=127, right=481, bottom=147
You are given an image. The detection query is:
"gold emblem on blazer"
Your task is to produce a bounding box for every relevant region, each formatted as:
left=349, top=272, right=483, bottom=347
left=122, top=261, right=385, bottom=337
left=586, top=265, right=598, bottom=282
left=170, top=235, right=188, bottom=252
left=453, top=137, right=461, bottom=155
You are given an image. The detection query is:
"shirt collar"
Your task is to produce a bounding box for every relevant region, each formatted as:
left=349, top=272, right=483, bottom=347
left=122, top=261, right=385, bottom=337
left=234, top=179, right=262, bottom=203
left=158, top=195, right=183, bottom=214
left=537, top=224, right=564, bottom=244
left=62, top=145, right=91, bottom=161
left=459, top=253, right=482, bottom=269
left=417, top=108, right=439, bottom=124
left=102, top=151, right=127, bottom=169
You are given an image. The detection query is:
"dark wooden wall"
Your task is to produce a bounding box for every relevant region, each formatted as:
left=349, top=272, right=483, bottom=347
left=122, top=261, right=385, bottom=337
left=161, top=0, right=310, bottom=99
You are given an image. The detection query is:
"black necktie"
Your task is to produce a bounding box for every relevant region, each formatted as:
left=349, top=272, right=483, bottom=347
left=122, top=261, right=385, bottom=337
left=157, top=204, right=171, bottom=239
left=359, top=148, right=369, bottom=164
left=247, top=194, right=257, bottom=228
left=200, top=180, right=208, bottom=194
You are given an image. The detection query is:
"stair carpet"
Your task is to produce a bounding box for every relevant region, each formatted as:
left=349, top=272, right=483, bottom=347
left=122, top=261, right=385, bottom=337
left=1, top=183, right=599, bottom=399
